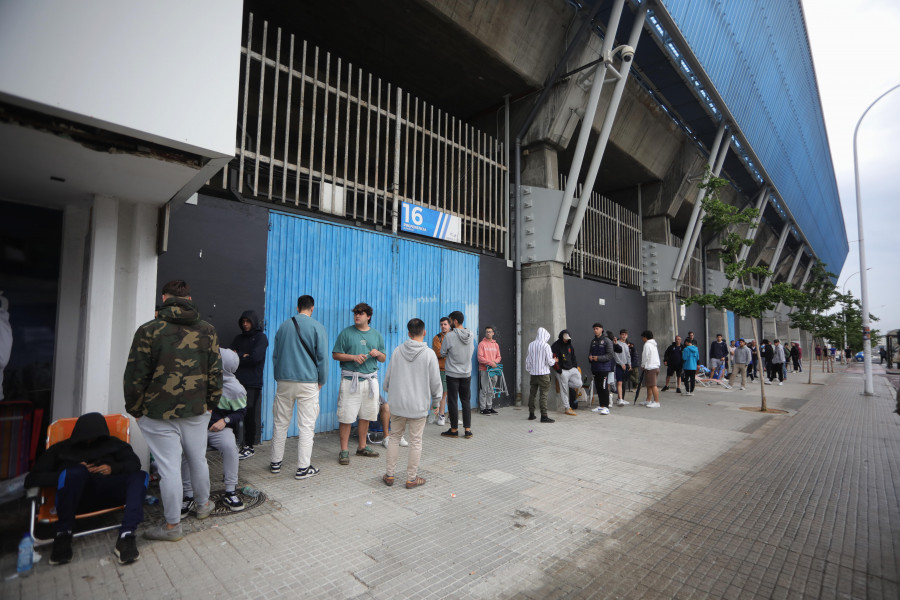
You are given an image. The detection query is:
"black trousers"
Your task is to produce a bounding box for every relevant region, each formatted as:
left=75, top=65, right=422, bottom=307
left=767, top=363, right=784, bottom=382
left=683, top=370, right=697, bottom=393
left=446, top=376, right=472, bottom=430
left=243, top=387, right=262, bottom=447
left=592, top=372, right=611, bottom=408
left=56, top=464, right=147, bottom=534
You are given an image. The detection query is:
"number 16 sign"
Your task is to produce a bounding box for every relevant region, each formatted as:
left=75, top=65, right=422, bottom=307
left=400, top=202, right=461, bottom=243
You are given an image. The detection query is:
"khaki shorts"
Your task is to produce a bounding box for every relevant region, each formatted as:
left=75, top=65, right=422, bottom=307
left=337, top=377, right=380, bottom=424
left=643, top=368, right=659, bottom=388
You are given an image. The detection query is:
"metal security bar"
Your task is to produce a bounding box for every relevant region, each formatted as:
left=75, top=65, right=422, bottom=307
left=671, top=234, right=702, bottom=298
left=214, top=14, right=507, bottom=254
left=561, top=177, right=642, bottom=289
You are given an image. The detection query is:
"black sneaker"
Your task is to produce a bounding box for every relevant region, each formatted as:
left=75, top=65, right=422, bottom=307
left=540, top=415, right=555, bottom=423
left=222, top=491, right=245, bottom=511
left=295, top=465, right=320, bottom=480
left=488, top=409, right=499, bottom=414
left=528, top=413, right=537, bottom=420
left=180, top=496, right=195, bottom=518
left=270, top=461, right=282, bottom=474
left=115, top=532, right=140, bottom=565
left=661, top=386, right=669, bottom=392
left=675, top=388, right=682, bottom=394
left=480, top=409, right=491, bottom=415
left=238, top=446, right=255, bottom=460
left=464, top=429, right=473, bottom=439
left=440, top=428, right=459, bottom=437
left=49, top=531, right=73, bottom=565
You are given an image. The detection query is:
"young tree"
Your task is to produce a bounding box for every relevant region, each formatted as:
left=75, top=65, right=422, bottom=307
left=682, top=170, right=801, bottom=411
left=788, top=260, right=838, bottom=384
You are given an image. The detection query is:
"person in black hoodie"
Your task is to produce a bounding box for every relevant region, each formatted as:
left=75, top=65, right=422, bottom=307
left=550, top=330, right=580, bottom=416
left=24, top=412, right=147, bottom=566
left=231, top=310, right=268, bottom=459
left=662, top=336, right=684, bottom=393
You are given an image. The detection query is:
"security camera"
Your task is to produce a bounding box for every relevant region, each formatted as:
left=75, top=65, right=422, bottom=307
left=618, top=45, right=635, bottom=62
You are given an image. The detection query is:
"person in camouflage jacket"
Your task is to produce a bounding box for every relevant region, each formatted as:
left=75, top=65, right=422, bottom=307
left=123, top=280, right=222, bottom=542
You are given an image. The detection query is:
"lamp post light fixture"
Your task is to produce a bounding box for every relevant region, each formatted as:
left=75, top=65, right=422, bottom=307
left=853, top=82, right=900, bottom=396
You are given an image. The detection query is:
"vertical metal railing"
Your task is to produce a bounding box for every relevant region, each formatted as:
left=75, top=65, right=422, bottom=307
left=560, top=176, right=643, bottom=289
left=215, top=14, right=507, bottom=254
left=671, top=234, right=702, bottom=297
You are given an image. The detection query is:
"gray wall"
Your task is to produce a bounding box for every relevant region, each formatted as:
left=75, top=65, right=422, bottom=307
left=157, top=194, right=270, bottom=344
left=563, top=275, right=648, bottom=366
left=478, top=255, right=516, bottom=406
left=680, top=303, right=707, bottom=362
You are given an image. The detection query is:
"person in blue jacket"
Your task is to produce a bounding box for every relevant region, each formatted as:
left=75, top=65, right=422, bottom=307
left=681, top=338, right=700, bottom=396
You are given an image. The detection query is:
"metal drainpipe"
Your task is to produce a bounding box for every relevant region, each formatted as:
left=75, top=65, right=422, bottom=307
left=513, top=0, right=604, bottom=402
left=391, top=88, right=403, bottom=234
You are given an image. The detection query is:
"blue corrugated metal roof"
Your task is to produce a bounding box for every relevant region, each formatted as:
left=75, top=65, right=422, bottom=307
left=655, top=0, right=848, bottom=272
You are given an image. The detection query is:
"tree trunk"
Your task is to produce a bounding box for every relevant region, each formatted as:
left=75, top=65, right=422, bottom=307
left=751, top=318, right=767, bottom=411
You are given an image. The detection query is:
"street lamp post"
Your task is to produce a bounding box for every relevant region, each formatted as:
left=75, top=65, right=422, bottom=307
left=853, top=83, right=900, bottom=396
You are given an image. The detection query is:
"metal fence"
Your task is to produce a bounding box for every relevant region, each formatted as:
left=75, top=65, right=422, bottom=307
left=212, top=13, right=508, bottom=255
left=671, top=234, right=703, bottom=298
left=561, top=178, right=643, bottom=288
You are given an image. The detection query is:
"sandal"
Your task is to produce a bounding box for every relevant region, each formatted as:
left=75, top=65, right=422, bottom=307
left=382, top=474, right=394, bottom=487
left=405, top=476, right=426, bottom=489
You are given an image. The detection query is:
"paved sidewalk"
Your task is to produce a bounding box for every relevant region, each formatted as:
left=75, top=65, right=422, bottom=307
left=2, top=367, right=897, bottom=599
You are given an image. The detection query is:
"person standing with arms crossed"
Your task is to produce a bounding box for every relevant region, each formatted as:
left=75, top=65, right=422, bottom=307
left=333, top=303, right=385, bottom=465
left=440, top=311, right=476, bottom=438
left=431, top=317, right=451, bottom=426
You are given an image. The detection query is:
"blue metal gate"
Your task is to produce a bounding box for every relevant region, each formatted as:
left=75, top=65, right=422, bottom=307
left=262, top=212, right=480, bottom=438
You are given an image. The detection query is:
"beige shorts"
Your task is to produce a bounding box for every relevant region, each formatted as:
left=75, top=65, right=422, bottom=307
left=337, top=377, right=380, bottom=424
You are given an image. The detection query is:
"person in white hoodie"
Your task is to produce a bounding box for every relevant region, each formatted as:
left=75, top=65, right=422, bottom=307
left=640, top=330, right=662, bottom=408
left=525, top=327, right=557, bottom=423
left=382, top=318, right=442, bottom=489
left=439, top=311, right=475, bottom=438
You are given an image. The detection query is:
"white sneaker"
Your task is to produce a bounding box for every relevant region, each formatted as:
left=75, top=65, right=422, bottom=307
left=638, top=400, right=649, bottom=406
left=616, top=398, right=627, bottom=407
left=591, top=407, right=605, bottom=412
left=437, top=415, right=445, bottom=426
left=400, top=435, right=409, bottom=447
left=764, top=380, right=772, bottom=385
left=597, top=407, right=610, bottom=415
left=778, top=382, right=783, bottom=386
left=739, top=386, right=745, bottom=390
left=381, top=438, right=389, bottom=448
left=646, top=402, right=660, bottom=408
left=723, top=384, right=733, bottom=390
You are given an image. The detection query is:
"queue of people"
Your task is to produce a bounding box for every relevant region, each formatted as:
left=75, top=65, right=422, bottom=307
left=31, top=277, right=811, bottom=569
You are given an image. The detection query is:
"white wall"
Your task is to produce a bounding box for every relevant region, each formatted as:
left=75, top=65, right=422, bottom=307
left=0, top=0, right=242, bottom=158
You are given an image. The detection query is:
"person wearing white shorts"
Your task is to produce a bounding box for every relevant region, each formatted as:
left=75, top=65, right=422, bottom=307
left=333, top=303, right=386, bottom=465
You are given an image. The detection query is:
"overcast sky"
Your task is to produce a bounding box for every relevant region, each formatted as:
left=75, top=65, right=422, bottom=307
left=803, top=0, right=900, bottom=334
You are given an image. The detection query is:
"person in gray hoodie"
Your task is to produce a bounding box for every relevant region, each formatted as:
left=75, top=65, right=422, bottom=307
left=440, top=310, right=476, bottom=438
left=729, top=338, right=752, bottom=390
left=382, top=318, right=443, bottom=489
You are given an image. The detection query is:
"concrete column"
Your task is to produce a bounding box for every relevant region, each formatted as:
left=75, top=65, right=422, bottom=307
left=106, top=201, right=158, bottom=413
left=738, top=316, right=755, bottom=341
left=52, top=203, right=91, bottom=421
left=647, top=291, right=677, bottom=350
left=80, top=196, right=119, bottom=416
left=521, top=261, right=567, bottom=402
left=776, top=320, right=791, bottom=343
left=521, top=144, right=560, bottom=190
left=762, top=316, right=778, bottom=341
left=707, top=307, right=728, bottom=340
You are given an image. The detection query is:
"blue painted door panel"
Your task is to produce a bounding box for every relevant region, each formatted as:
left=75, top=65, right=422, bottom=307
left=262, top=212, right=479, bottom=438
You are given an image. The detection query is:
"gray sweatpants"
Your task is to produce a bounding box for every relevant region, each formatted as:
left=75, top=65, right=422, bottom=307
left=479, top=371, right=495, bottom=410
left=183, top=427, right=239, bottom=494
left=138, top=414, right=211, bottom=525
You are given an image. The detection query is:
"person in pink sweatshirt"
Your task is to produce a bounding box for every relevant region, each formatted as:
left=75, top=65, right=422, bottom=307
left=477, top=326, right=502, bottom=415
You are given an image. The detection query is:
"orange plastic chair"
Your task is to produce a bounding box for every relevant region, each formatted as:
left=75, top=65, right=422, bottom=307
left=28, top=414, right=132, bottom=546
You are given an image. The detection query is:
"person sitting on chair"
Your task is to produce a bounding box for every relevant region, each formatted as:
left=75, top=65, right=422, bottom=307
left=25, top=412, right=147, bottom=566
